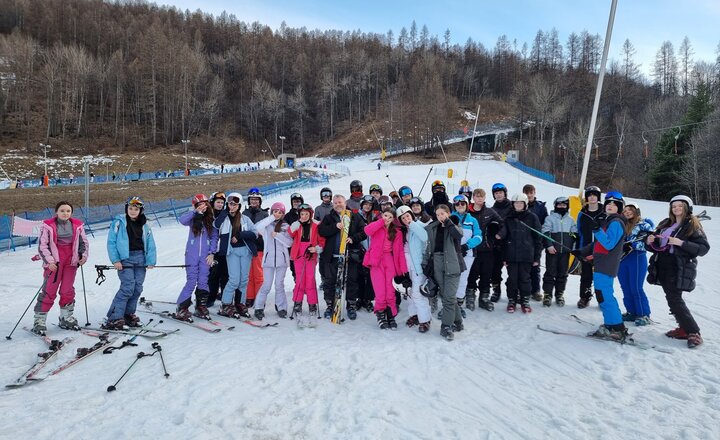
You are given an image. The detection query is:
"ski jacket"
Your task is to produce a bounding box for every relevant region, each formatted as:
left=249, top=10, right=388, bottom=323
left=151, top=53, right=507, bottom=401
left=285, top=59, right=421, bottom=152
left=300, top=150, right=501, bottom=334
left=362, top=218, right=408, bottom=276
left=212, top=209, right=255, bottom=256
left=243, top=207, right=269, bottom=252
left=576, top=206, right=606, bottom=247
left=422, top=219, right=466, bottom=276
left=347, top=194, right=363, bottom=213
left=579, top=213, right=626, bottom=277
left=180, top=210, right=218, bottom=263
left=38, top=217, right=89, bottom=268
left=107, top=214, right=157, bottom=265
left=450, top=211, right=483, bottom=251
left=289, top=220, right=325, bottom=261
left=502, top=210, right=542, bottom=263
left=318, top=209, right=361, bottom=259
left=424, top=192, right=450, bottom=220
left=404, top=220, right=428, bottom=274
left=647, top=218, right=710, bottom=292
left=284, top=208, right=300, bottom=226
left=527, top=200, right=549, bottom=225
left=314, top=201, right=334, bottom=222
left=627, top=218, right=655, bottom=252
left=469, top=204, right=505, bottom=252
left=255, top=216, right=293, bottom=268
left=541, top=211, right=577, bottom=254
left=492, top=198, right=513, bottom=220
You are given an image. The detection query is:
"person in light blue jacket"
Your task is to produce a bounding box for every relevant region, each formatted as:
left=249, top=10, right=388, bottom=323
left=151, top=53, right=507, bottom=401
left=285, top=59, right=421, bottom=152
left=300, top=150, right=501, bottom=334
left=104, top=196, right=157, bottom=329
left=618, top=203, right=655, bottom=326
left=450, top=195, right=482, bottom=318
left=397, top=205, right=432, bottom=332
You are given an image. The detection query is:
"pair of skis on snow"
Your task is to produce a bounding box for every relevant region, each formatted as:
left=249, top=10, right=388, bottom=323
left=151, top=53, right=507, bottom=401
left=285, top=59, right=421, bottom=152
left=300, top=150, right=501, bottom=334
left=139, top=297, right=278, bottom=331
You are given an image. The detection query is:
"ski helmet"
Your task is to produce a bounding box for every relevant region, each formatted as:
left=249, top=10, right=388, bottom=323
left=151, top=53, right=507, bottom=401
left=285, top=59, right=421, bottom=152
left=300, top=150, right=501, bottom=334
left=409, top=197, right=424, bottom=208
left=453, top=195, right=469, bottom=205
left=247, top=187, right=263, bottom=204
left=378, top=195, right=392, bottom=206
left=270, top=202, right=286, bottom=214
left=431, top=180, right=446, bottom=193
left=625, top=202, right=641, bottom=217
left=210, top=192, right=226, bottom=203
left=290, top=192, right=304, bottom=204
left=459, top=185, right=472, bottom=196
left=297, top=203, right=314, bottom=218
left=396, top=205, right=413, bottom=220
left=492, top=183, right=507, bottom=198
left=420, top=277, right=439, bottom=298
left=192, top=194, right=209, bottom=207
left=320, top=187, right=333, bottom=198
left=584, top=186, right=602, bottom=201
left=227, top=192, right=243, bottom=206
left=369, top=184, right=383, bottom=195
left=511, top=193, right=528, bottom=209
left=350, top=180, right=363, bottom=192
left=125, top=196, right=144, bottom=213
left=670, top=194, right=693, bottom=214
left=604, top=191, right=625, bottom=211
left=553, top=196, right=570, bottom=207
left=389, top=191, right=399, bottom=199
left=398, top=186, right=413, bottom=198
left=360, top=194, right=375, bottom=209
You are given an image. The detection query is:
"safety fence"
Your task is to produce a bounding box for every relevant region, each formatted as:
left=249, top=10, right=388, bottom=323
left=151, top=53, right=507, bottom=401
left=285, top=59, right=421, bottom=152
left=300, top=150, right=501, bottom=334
left=1, top=174, right=329, bottom=252
left=505, top=158, right=556, bottom=183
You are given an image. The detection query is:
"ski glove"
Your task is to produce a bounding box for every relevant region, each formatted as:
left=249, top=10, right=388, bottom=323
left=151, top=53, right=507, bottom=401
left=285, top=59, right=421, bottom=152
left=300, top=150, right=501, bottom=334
left=290, top=221, right=301, bottom=232
left=623, top=242, right=632, bottom=254
left=461, top=244, right=469, bottom=257
left=394, top=273, right=412, bottom=288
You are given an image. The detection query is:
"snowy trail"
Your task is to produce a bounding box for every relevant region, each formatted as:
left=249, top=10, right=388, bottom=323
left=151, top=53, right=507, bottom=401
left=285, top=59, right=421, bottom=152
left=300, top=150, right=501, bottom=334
left=1, top=157, right=719, bottom=439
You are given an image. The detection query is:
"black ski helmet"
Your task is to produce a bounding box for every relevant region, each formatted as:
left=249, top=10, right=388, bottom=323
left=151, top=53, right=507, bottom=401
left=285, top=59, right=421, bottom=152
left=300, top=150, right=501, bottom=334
left=369, top=184, right=382, bottom=195
left=320, top=187, right=332, bottom=198
left=584, top=186, right=601, bottom=201
left=350, top=180, right=363, bottom=192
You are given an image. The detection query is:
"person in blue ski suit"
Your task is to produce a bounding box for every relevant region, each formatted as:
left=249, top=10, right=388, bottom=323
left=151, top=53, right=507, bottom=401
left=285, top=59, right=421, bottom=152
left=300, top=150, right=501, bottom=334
left=574, top=191, right=628, bottom=340
left=618, top=203, right=654, bottom=326
left=449, top=195, right=482, bottom=318
left=175, top=195, right=218, bottom=321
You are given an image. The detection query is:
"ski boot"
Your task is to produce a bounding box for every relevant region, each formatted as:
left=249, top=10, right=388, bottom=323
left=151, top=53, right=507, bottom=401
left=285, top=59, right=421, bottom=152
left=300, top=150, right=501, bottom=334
left=440, top=324, right=454, bottom=341
left=290, top=302, right=303, bottom=319
left=555, top=292, right=565, bottom=307
left=478, top=290, right=494, bottom=311
left=622, top=312, right=637, bottom=322
left=234, top=290, right=251, bottom=318
left=218, top=303, right=240, bottom=319
left=124, top=313, right=142, bottom=328
left=418, top=321, right=431, bottom=333
left=687, top=333, right=703, bottom=349
left=254, top=308, right=265, bottom=320
left=542, top=292, right=552, bottom=307
left=465, top=288, right=477, bottom=311
left=532, top=291, right=544, bottom=302
left=430, top=296, right=439, bottom=313
left=406, top=315, right=419, bottom=328
left=102, top=317, right=126, bottom=330
left=577, top=296, right=592, bottom=309
left=245, top=298, right=255, bottom=308
left=665, top=327, right=689, bottom=339
left=277, top=309, right=288, bottom=319
left=323, top=302, right=333, bottom=319
left=506, top=299, right=517, bottom=314
left=490, top=284, right=501, bottom=303
left=364, top=301, right=375, bottom=313
left=634, top=316, right=651, bottom=326
left=309, top=304, right=319, bottom=318
left=457, top=298, right=466, bottom=318
left=587, top=324, right=628, bottom=342
left=347, top=301, right=358, bottom=321
left=520, top=297, right=532, bottom=314
left=58, top=301, right=81, bottom=330
left=32, top=312, right=48, bottom=336
left=385, top=307, right=398, bottom=330
left=452, top=320, right=464, bottom=332
left=376, top=310, right=389, bottom=330
left=194, top=289, right=211, bottom=320
left=175, top=305, right=194, bottom=322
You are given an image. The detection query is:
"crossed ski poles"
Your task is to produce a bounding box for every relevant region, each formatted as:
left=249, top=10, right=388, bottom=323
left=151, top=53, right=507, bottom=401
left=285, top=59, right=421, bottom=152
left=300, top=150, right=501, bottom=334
left=94, top=264, right=187, bottom=285
left=516, top=221, right=576, bottom=253
left=107, top=341, right=169, bottom=392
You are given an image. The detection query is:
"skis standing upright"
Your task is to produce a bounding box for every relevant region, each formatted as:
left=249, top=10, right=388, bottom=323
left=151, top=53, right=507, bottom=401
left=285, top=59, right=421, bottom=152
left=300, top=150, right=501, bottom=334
left=331, top=210, right=352, bottom=324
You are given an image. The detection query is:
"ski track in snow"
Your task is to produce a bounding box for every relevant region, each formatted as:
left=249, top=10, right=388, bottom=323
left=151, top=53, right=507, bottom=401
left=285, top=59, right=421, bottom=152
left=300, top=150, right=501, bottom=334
left=1, top=157, right=719, bottom=439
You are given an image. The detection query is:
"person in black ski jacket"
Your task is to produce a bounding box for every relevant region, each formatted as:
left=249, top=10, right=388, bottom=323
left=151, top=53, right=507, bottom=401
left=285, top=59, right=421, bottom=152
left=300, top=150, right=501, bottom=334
left=646, top=195, right=710, bottom=349
left=424, top=180, right=450, bottom=220
left=314, top=187, right=334, bottom=293
left=575, top=186, right=606, bottom=308
left=243, top=189, right=269, bottom=307
left=523, top=184, right=548, bottom=300
left=502, top=194, right=542, bottom=313
left=467, top=188, right=505, bottom=311
left=490, top=182, right=512, bottom=302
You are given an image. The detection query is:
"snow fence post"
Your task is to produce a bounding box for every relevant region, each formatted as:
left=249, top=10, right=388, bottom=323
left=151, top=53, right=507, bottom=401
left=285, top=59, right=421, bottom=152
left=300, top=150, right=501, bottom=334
left=147, top=201, right=162, bottom=228
left=169, top=199, right=179, bottom=223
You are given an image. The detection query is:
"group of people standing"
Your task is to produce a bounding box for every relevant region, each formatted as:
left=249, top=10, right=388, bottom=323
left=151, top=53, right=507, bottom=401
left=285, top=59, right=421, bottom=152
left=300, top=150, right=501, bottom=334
left=29, top=178, right=709, bottom=346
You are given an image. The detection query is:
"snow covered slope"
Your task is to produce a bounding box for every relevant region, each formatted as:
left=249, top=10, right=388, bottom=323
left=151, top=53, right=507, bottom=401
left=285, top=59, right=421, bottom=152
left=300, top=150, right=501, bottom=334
left=1, top=157, right=718, bottom=439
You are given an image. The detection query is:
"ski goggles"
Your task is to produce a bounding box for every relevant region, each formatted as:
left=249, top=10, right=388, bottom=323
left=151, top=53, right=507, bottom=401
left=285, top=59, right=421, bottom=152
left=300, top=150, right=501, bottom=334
left=210, top=192, right=226, bottom=202
left=298, top=203, right=313, bottom=211
left=126, top=196, right=144, bottom=208
left=321, top=190, right=332, bottom=198
left=398, top=187, right=413, bottom=197
left=227, top=196, right=241, bottom=205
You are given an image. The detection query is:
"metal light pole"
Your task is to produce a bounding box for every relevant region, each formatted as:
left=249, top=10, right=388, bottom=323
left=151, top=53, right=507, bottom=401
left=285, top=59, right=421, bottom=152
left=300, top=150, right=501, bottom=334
left=39, top=143, right=51, bottom=187
left=279, top=136, right=285, bottom=156
left=104, top=159, right=112, bottom=182
left=82, top=156, right=92, bottom=222
left=181, top=139, right=189, bottom=176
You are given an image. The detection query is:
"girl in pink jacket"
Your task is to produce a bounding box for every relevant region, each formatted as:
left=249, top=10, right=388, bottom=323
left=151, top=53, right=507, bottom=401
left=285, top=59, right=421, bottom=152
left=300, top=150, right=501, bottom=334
left=34, top=201, right=89, bottom=335
left=289, top=204, right=325, bottom=318
left=363, top=208, right=408, bottom=330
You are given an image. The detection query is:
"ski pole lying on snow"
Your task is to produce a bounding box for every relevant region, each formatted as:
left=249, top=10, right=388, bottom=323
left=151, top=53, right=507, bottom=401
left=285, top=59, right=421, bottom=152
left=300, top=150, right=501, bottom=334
left=80, top=265, right=91, bottom=327
left=107, top=342, right=168, bottom=392
left=5, top=275, right=50, bottom=340
left=152, top=342, right=170, bottom=379
left=94, top=264, right=187, bottom=285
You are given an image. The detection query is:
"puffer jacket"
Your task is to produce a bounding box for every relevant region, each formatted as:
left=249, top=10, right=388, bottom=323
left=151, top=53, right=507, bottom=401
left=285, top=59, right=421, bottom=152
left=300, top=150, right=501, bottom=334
left=213, top=209, right=257, bottom=256
left=647, top=218, right=710, bottom=292
left=107, top=214, right=157, bottom=266
left=469, top=203, right=505, bottom=252
left=362, top=218, right=408, bottom=276
left=254, top=215, right=293, bottom=268
left=422, top=219, right=466, bottom=276
left=180, top=210, right=218, bottom=261
left=38, top=217, right=89, bottom=268
left=450, top=211, right=482, bottom=251
left=403, top=220, right=428, bottom=274
left=314, top=201, right=334, bottom=222
left=503, top=209, right=542, bottom=263
left=541, top=211, right=577, bottom=253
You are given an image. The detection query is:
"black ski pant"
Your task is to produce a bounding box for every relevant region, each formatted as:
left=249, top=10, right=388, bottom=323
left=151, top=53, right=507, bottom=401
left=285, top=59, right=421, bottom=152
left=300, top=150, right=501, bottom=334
left=207, top=254, right=228, bottom=306
left=663, top=284, right=700, bottom=334
left=322, top=257, right=340, bottom=306
left=579, top=260, right=594, bottom=299
left=467, top=251, right=494, bottom=295
left=491, top=247, right=504, bottom=294
left=506, top=262, right=532, bottom=303
left=543, top=252, right=570, bottom=296
left=345, top=258, right=364, bottom=305
left=531, top=264, right=541, bottom=294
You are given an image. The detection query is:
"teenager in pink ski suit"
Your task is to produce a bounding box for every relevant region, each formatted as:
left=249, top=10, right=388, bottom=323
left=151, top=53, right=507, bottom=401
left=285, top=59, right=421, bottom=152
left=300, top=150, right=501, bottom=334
left=363, top=208, right=408, bottom=329
left=34, top=201, right=89, bottom=335
left=289, top=204, right=325, bottom=316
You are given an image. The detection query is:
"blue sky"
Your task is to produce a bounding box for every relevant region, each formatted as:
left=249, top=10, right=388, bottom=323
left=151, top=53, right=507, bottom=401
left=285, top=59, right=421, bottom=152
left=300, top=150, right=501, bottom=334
left=162, top=0, right=719, bottom=79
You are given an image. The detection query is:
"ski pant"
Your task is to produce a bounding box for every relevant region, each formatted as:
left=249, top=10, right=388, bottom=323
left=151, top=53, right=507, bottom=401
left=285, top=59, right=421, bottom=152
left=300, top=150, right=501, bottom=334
left=322, top=256, right=340, bottom=306
left=289, top=255, right=296, bottom=281
left=255, top=266, right=288, bottom=311
left=491, top=247, right=505, bottom=294
left=207, top=253, right=228, bottom=306
left=370, top=252, right=397, bottom=316
left=467, top=251, right=493, bottom=296
left=106, top=250, right=146, bottom=320
left=506, top=262, right=532, bottom=302
left=357, top=265, right=375, bottom=305
left=345, top=256, right=364, bottom=305
left=405, top=255, right=431, bottom=323
left=543, top=252, right=570, bottom=296
left=579, top=260, right=594, bottom=299
left=662, top=284, right=699, bottom=334
left=433, top=253, right=462, bottom=327
left=177, top=251, right=212, bottom=306
left=293, top=242, right=319, bottom=305
left=618, top=251, right=651, bottom=317
left=221, top=246, right=252, bottom=305
left=318, top=254, right=328, bottom=295
left=246, top=252, right=264, bottom=301
left=35, top=243, right=77, bottom=313
left=456, top=253, right=476, bottom=299
left=594, top=272, right=622, bottom=326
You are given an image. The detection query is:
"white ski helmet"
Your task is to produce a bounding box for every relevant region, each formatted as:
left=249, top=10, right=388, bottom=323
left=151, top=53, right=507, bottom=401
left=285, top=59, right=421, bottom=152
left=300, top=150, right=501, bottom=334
left=511, top=193, right=528, bottom=209
left=227, top=192, right=243, bottom=206
left=670, top=194, right=693, bottom=214
left=396, top=205, right=413, bottom=220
